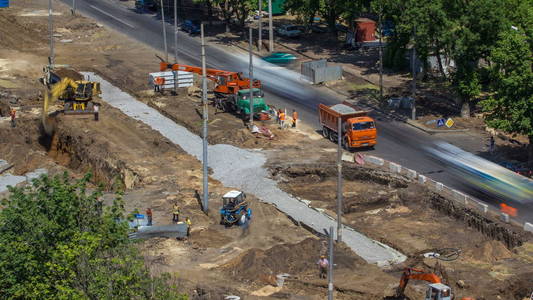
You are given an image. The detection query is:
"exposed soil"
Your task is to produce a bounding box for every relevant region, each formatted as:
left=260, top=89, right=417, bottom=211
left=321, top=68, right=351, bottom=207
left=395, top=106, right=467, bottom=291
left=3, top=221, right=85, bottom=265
left=274, top=163, right=533, bottom=299
left=1, top=1, right=532, bottom=299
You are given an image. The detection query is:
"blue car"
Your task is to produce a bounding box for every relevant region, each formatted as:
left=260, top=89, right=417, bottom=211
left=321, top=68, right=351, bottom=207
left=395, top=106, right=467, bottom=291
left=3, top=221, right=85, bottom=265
left=262, top=52, right=297, bottom=65
left=181, top=20, right=201, bottom=34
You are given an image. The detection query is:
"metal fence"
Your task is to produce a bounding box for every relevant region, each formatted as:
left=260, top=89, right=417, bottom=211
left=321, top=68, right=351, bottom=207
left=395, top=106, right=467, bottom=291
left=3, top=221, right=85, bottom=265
left=301, top=59, right=343, bottom=84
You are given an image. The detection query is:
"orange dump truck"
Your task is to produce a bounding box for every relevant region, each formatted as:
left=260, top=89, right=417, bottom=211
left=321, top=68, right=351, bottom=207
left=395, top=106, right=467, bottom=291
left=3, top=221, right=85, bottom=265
left=318, top=102, right=377, bottom=149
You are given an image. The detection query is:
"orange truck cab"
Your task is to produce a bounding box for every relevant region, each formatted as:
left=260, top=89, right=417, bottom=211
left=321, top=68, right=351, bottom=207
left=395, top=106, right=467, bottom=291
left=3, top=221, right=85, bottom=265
left=318, top=102, right=377, bottom=150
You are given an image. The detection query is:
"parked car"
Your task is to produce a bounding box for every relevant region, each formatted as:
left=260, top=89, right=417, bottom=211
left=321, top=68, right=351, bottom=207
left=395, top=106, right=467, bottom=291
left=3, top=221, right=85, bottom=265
left=262, top=52, right=297, bottom=65
left=181, top=20, right=201, bottom=34
left=310, top=23, right=329, bottom=33
left=277, top=25, right=302, bottom=38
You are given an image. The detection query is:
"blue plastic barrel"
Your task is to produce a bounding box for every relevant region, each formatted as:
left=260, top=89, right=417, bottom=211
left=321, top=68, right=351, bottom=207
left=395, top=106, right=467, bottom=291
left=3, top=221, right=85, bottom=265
left=0, top=0, right=9, bottom=8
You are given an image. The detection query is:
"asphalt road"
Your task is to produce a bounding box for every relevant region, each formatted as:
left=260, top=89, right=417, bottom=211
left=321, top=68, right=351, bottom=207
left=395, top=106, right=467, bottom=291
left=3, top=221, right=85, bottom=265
left=63, top=0, right=532, bottom=222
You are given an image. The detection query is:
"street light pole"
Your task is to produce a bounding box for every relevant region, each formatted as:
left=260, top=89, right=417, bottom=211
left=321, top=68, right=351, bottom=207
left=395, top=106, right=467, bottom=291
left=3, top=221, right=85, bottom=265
left=336, top=117, right=343, bottom=243
left=258, top=0, right=262, bottom=52
left=48, top=0, right=55, bottom=67
left=378, top=7, right=383, bottom=100
left=160, top=0, right=169, bottom=62
left=328, top=226, right=334, bottom=300
left=249, top=27, right=254, bottom=128
left=201, top=23, right=209, bottom=214
left=411, top=27, right=417, bottom=120
left=71, top=0, right=76, bottom=15
left=268, top=0, right=273, bottom=52
left=173, top=0, right=178, bottom=95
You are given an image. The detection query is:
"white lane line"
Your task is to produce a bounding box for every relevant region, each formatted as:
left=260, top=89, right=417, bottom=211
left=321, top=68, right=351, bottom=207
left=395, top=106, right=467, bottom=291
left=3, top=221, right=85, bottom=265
left=89, top=5, right=135, bottom=29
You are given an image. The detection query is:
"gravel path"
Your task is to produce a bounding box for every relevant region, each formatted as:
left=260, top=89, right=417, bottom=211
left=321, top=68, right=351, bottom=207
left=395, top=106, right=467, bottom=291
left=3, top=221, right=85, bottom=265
left=85, top=72, right=406, bottom=266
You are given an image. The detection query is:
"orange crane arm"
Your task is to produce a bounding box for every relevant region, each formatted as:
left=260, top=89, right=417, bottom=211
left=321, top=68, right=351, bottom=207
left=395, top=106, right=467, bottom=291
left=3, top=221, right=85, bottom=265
left=395, top=268, right=442, bottom=297
left=160, top=62, right=232, bottom=78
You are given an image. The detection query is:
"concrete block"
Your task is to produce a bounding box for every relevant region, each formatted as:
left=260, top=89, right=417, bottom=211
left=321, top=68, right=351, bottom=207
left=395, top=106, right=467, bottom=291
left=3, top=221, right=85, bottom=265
left=436, top=182, right=444, bottom=191
left=406, top=168, right=417, bottom=179
left=453, top=190, right=467, bottom=204
left=363, top=155, right=384, bottom=166
left=476, top=201, right=488, bottom=213
left=341, top=152, right=354, bottom=163
left=25, top=168, right=48, bottom=182
left=418, top=174, right=427, bottom=184
left=524, top=222, right=533, bottom=233
left=500, top=212, right=510, bottom=223
left=389, top=162, right=401, bottom=173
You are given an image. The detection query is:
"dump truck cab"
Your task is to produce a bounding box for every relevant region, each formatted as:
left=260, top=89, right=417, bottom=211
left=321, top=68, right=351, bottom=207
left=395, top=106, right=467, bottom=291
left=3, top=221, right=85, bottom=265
left=425, top=283, right=452, bottom=300
left=344, top=115, right=376, bottom=148
left=235, top=88, right=269, bottom=117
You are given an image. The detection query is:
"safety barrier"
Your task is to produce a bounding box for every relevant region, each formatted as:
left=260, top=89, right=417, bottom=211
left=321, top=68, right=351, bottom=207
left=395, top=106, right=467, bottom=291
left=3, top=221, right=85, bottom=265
left=359, top=154, right=533, bottom=234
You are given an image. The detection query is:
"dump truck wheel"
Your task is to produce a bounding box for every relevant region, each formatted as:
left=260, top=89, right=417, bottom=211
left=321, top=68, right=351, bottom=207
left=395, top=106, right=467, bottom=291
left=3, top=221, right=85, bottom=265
left=322, top=127, right=329, bottom=138
left=329, top=131, right=337, bottom=143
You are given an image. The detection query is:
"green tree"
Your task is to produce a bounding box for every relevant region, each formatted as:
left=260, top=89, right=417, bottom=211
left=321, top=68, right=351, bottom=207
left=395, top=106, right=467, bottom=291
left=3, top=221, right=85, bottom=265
left=0, top=173, right=187, bottom=300
left=284, top=0, right=321, bottom=25
left=481, top=29, right=533, bottom=164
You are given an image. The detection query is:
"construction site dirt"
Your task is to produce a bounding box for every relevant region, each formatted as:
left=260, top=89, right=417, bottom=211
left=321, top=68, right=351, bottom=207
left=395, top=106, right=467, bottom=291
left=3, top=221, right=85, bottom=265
left=1, top=1, right=532, bottom=299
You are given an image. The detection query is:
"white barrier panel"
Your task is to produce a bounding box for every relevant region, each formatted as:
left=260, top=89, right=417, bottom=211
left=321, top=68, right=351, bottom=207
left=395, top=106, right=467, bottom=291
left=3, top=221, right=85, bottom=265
left=149, top=71, right=194, bottom=89
left=418, top=174, right=427, bottom=184
left=436, top=182, right=444, bottom=191
left=453, top=190, right=468, bottom=205
left=406, top=168, right=417, bottom=179
left=389, top=162, right=401, bottom=173
left=363, top=155, right=384, bottom=166
left=342, top=152, right=355, bottom=163
left=524, top=222, right=533, bottom=233
left=500, top=212, right=510, bottom=223
left=474, top=200, right=488, bottom=213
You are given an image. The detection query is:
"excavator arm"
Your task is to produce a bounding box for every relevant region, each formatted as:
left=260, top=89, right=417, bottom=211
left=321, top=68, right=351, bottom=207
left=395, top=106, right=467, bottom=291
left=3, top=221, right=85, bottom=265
left=395, top=268, right=442, bottom=298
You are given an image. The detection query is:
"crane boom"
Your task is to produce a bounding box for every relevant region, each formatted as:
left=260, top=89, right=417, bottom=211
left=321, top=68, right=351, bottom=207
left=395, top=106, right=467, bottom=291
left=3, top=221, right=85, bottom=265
left=159, top=61, right=261, bottom=96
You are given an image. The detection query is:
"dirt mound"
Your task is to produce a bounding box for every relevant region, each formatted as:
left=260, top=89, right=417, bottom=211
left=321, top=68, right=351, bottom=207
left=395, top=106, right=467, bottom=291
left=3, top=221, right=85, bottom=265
left=0, top=14, right=45, bottom=50
left=221, top=238, right=362, bottom=281
left=463, top=240, right=513, bottom=262
left=53, top=68, right=84, bottom=81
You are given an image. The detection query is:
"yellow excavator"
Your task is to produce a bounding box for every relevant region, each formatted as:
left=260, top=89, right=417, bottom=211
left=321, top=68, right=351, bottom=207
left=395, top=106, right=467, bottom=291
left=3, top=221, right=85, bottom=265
left=42, top=71, right=101, bottom=134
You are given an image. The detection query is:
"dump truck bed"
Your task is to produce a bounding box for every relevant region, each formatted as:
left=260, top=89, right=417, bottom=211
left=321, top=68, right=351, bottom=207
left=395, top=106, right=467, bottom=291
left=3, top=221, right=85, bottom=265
left=318, top=102, right=369, bottom=131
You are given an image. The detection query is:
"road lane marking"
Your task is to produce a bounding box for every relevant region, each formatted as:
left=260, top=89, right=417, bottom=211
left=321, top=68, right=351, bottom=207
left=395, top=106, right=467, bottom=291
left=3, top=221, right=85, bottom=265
left=89, top=5, right=135, bottom=29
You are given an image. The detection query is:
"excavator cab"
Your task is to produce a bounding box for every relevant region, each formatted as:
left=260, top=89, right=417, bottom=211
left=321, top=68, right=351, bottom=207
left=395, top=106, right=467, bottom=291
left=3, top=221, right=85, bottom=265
left=425, top=283, right=452, bottom=300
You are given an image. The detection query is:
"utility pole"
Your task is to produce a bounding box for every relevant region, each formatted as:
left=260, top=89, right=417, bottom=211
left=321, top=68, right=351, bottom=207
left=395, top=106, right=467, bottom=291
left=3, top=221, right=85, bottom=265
left=71, top=0, right=76, bottom=15
left=411, top=26, right=417, bottom=120
left=336, top=117, right=343, bottom=243
left=161, top=0, right=169, bottom=62
left=201, top=23, right=209, bottom=214
left=268, top=0, right=273, bottom=52
left=48, top=0, right=55, bottom=67
left=173, top=0, right=178, bottom=95
left=225, top=0, right=229, bottom=33
left=378, top=6, right=383, bottom=100
left=249, top=27, right=254, bottom=128
left=258, top=0, right=262, bottom=51
left=328, top=226, right=334, bottom=300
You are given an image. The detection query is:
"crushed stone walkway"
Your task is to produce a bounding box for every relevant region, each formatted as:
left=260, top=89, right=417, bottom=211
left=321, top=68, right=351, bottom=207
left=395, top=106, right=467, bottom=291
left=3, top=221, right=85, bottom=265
left=85, top=72, right=406, bottom=266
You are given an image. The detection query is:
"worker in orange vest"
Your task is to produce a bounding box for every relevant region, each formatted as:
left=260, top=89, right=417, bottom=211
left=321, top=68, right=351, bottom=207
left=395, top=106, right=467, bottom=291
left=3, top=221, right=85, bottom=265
left=291, top=109, right=298, bottom=128
left=9, top=108, right=16, bottom=128
left=154, top=76, right=165, bottom=93
left=279, top=110, right=286, bottom=129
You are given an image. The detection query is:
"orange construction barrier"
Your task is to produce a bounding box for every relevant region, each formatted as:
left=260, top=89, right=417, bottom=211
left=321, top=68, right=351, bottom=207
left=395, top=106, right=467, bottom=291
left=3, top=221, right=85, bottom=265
left=500, top=203, right=517, bottom=217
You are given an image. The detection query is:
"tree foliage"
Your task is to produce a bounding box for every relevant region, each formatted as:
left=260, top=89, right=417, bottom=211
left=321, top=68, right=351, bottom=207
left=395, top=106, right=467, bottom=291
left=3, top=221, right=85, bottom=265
left=481, top=29, right=533, bottom=156
left=0, top=173, right=187, bottom=300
